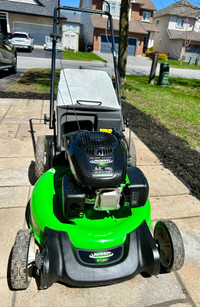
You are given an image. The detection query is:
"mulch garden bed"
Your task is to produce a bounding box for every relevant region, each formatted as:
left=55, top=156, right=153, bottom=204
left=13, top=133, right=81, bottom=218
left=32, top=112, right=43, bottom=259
left=123, top=101, right=200, bottom=201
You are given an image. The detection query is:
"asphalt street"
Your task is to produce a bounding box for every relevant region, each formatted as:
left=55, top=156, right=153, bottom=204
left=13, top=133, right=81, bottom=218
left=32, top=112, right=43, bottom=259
left=17, top=46, right=56, bottom=59
left=16, top=49, right=200, bottom=79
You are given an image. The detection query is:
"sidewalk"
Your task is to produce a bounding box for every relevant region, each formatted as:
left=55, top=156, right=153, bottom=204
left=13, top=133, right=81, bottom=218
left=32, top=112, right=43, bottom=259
left=0, top=98, right=199, bottom=307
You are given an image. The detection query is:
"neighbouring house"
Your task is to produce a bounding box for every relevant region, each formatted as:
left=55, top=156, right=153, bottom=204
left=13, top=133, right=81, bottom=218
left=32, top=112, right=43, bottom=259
left=0, top=0, right=66, bottom=46
left=61, top=12, right=82, bottom=51
left=153, top=0, right=200, bottom=61
left=80, top=0, right=157, bottom=56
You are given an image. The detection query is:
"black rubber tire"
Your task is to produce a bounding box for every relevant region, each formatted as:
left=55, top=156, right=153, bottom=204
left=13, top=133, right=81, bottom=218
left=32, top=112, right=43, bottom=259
left=154, top=220, right=185, bottom=273
left=35, top=135, right=49, bottom=180
left=10, top=229, right=36, bottom=290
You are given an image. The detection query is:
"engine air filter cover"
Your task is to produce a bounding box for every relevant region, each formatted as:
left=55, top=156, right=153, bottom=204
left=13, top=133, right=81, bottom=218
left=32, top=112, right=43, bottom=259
left=67, top=131, right=127, bottom=188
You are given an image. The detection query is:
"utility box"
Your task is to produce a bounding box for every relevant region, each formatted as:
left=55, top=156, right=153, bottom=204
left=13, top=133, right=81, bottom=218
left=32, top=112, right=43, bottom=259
left=158, top=62, right=170, bottom=87
left=188, top=57, right=193, bottom=65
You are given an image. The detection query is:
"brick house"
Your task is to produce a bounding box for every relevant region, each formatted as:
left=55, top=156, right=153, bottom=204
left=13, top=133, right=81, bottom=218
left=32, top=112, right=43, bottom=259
left=80, top=0, right=157, bottom=56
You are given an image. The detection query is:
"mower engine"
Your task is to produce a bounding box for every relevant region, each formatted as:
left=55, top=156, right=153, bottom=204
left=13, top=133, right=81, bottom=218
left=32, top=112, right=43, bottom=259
left=63, top=131, right=127, bottom=215
left=63, top=131, right=149, bottom=218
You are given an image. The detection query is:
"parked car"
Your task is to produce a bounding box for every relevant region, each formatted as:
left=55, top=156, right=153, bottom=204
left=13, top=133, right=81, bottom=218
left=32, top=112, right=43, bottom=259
left=0, top=30, right=17, bottom=74
left=44, top=35, right=62, bottom=51
left=10, top=32, right=34, bottom=52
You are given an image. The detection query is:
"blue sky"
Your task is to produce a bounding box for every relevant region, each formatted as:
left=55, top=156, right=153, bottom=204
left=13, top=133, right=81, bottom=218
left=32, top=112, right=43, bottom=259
left=60, top=0, right=199, bottom=11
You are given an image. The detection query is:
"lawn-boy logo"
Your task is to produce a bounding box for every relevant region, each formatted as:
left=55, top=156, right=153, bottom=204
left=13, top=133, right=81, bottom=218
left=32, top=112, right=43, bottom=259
left=89, top=251, right=113, bottom=263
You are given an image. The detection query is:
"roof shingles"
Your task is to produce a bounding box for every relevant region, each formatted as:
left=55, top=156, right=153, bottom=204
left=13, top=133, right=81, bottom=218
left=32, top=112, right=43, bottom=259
left=166, top=28, right=200, bottom=42
left=0, top=0, right=58, bottom=17
left=154, top=0, right=200, bottom=19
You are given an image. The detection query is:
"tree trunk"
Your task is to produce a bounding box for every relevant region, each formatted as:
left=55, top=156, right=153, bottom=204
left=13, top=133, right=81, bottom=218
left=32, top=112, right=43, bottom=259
left=118, top=0, right=131, bottom=86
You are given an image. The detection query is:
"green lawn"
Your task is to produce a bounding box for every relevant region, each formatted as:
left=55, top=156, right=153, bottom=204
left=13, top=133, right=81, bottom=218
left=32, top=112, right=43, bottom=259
left=124, top=75, right=200, bottom=151
left=62, top=51, right=105, bottom=62
left=9, top=69, right=60, bottom=93
left=157, top=59, right=200, bottom=70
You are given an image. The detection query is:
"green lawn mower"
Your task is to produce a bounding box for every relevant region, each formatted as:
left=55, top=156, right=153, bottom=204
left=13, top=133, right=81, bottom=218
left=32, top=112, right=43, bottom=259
left=10, top=5, right=185, bottom=290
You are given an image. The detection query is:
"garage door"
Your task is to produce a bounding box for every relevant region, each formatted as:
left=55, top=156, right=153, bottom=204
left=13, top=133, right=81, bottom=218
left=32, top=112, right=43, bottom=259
left=14, top=22, right=53, bottom=46
left=185, top=44, right=200, bottom=61
left=100, top=35, right=137, bottom=56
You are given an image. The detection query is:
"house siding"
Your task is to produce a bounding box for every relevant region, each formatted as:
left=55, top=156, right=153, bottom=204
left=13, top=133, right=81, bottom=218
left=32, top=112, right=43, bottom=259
left=131, top=4, right=141, bottom=20
left=92, top=0, right=103, bottom=10
left=154, top=16, right=170, bottom=53
left=168, top=15, right=194, bottom=31
left=168, top=39, right=183, bottom=59
left=194, top=19, right=200, bottom=32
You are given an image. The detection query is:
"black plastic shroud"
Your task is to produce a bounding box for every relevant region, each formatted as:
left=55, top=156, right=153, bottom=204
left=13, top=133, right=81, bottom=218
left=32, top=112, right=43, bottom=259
left=39, top=221, right=160, bottom=289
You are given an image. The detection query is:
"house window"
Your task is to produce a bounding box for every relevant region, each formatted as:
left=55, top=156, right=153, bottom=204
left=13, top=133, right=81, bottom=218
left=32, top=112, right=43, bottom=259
left=104, top=2, right=117, bottom=17
left=72, top=25, right=78, bottom=32
left=176, top=18, right=185, bottom=28
left=105, top=3, right=109, bottom=12
left=110, top=3, right=116, bottom=16
left=142, top=11, right=151, bottom=22
left=65, top=24, right=70, bottom=31
left=65, top=24, right=78, bottom=33
left=118, top=4, right=121, bottom=17
left=156, top=19, right=159, bottom=27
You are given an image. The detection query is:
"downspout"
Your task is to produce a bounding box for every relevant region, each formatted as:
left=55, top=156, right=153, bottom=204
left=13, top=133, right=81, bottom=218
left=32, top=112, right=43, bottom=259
left=6, top=13, right=10, bottom=33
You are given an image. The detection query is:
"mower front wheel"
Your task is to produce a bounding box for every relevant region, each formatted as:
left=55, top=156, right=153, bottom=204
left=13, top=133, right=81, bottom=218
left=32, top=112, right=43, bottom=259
left=10, top=229, right=36, bottom=290
left=35, top=135, right=49, bottom=180
left=154, top=220, right=185, bottom=273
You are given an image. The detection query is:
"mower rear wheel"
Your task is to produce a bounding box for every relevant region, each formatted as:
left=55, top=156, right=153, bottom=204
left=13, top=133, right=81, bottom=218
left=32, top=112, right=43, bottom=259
left=154, top=220, right=185, bottom=273
left=10, top=229, right=36, bottom=290
left=35, top=135, right=49, bottom=180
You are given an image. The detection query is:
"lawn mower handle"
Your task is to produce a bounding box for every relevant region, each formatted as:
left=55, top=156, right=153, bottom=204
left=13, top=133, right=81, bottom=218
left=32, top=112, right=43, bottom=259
left=49, top=5, right=123, bottom=130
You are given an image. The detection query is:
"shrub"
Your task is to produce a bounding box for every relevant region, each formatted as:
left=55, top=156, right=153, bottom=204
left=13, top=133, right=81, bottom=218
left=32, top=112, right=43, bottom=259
left=145, top=50, right=151, bottom=56
left=159, top=53, right=168, bottom=61
left=149, top=46, right=155, bottom=52
left=145, top=50, right=154, bottom=57
left=145, top=51, right=157, bottom=59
